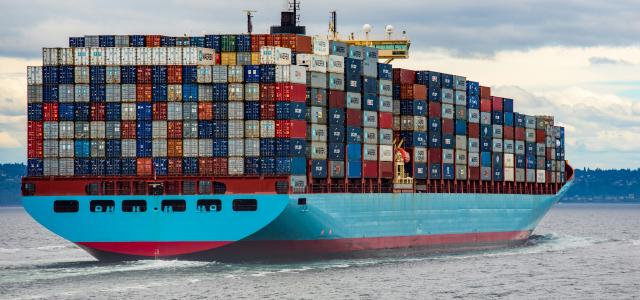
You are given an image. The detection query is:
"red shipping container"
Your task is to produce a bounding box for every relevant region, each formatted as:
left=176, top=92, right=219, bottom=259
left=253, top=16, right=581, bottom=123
left=363, top=161, right=378, bottom=178
left=328, top=91, right=345, bottom=108
left=429, top=102, right=442, bottom=118
left=167, top=139, right=183, bottom=157
left=399, top=84, right=414, bottom=100
left=136, top=84, right=152, bottom=102
left=468, top=167, right=480, bottom=180
left=137, top=158, right=153, bottom=176
left=251, top=34, right=264, bottom=52
left=442, top=119, right=454, bottom=134
left=503, top=126, right=514, bottom=140
left=145, top=35, right=161, bottom=47
left=378, top=112, right=393, bottom=129
left=379, top=162, right=394, bottom=178
left=266, top=34, right=275, bottom=46
left=275, top=120, right=290, bottom=138
left=168, top=158, right=182, bottom=176
left=290, top=120, right=306, bottom=138
left=546, top=171, right=553, bottom=183
left=121, top=121, right=137, bottom=138
left=43, top=103, right=58, bottom=121
left=27, top=138, right=43, bottom=158
left=410, top=84, right=428, bottom=100
left=167, top=65, right=182, bottom=84
left=153, top=102, right=168, bottom=120
left=492, top=97, right=503, bottom=111
left=199, top=157, right=214, bottom=176
left=275, top=83, right=306, bottom=102
left=480, top=86, right=491, bottom=100
left=291, top=35, right=312, bottom=53
left=260, top=101, right=276, bottom=120
left=215, top=53, right=221, bottom=65
left=393, top=69, right=416, bottom=84
left=90, top=103, right=105, bottom=121
left=273, top=34, right=282, bottom=47
left=546, top=148, right=554, bottom=160
left=28, top=121, right=43, bottom=140
left=515, top=128, right=525, bottom=140
left=212, top=157, right=228, bottom=176
left=197, top=102, right=213, bottom=120
left=468, top=123, right=480, bottom=138
left=345, top=109, right=362, bottom=127
left=136, top=66, right=152, bottom=84
left=260, top=84, right=276, bottom=102
left=480, top=99, right=492, bottom=112
left=536, top=130, right=545, bottom=143
left=167, top=121, right=183, bottom=138
left=428, top=148, right=442, bottom=163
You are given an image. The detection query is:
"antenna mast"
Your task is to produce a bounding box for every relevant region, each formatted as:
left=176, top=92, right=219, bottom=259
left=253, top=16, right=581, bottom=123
left=329, top=11, right=337, bottom=39
left=289, top=0, right=300, bottom=26
left=243, top=10, right=257, bottom=34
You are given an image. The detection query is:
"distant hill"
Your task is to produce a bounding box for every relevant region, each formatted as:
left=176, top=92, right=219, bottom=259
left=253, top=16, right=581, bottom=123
left=0, top=164, right=638, bottom=205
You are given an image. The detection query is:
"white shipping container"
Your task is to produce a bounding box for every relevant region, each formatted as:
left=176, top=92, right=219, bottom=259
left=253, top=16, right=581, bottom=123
left=275, top=65, right=291, bottom=82
left=468, top=152, right=480, bottom=167
left=198, top=85, right=213, bottom=101
left=90, top=140, right=105, bottom=157
left=413, top=147, right=427, bottom=163
left=152, top=139, right=167, bottom=157
left=59, top=140, right=74, bottom=158
left=152, top=121, right=167, bottom=138
left=90, top=121, right=106, bottom=139
left=295, top=53, right=312, bottom=66
left=106, top=67, right=120, bottom=84
left=308, top=124, right=327, bottom=142
left=74, top=84, right=89, bottom=102
left=212, top=65, right=228, bottom=83
left=121, top=84, right=136, bottom=102
left=136, top=47, right=152, bottom=65
left=105, top=84, right=120, bottom=102
left=197, top=66, right=213, bottom=83
left=89, top=47, right=106, bottom=65
left=43, top=122, right=58, bottom=139
left=74, top=47, right=90, bottom=65
left=105, top=48, right=121, bottom=65
left=168, top=102, right=182, bottom=120
left=309, top=142, right=327, bottom=160
left=363, top=144, right=378, bottom=161
left=504, top=167, right=515, bottom=182
left=379, top=129, right=393, bottom=145
left=198, top=139, right=213, bottom=157
left=27, top=85, right=42, bottom=103
left=244, top=138, right=260, bottom=157
left=228, top=101, right=244, bottom=119
left=363, top=128, right=378, bottom=144
left=347, top=93, right=362, bottom=109
left=27, top=66, right=43, bottom=85
left=455, top=135, right=467, bottom=151
left=536, top=170, right=546, bottom=183
left=74, top=66, right=89, bottom=84
left=379, top=145, right=393, bottom=162
left=166, top=47, right=182, bottom=65
left=121, top=139, right=136, bottom=157
left=260, top=120, right=276, bottom=138
left=309, top=55, right=328, bottom=73
left=227, top=66, right=243, bottom=83
left=244, top=120, right=260, bottom=138
left=228, top=120, right=244, bottom=138
left=290, top=65, right=307, bottom=84
left=43, top=48, right=59, bottom=66
left=120, top=47, right=136, bottom=65
left=43, top=158, right=59, bottom=176
left=228, top=139, right=244, bottom=157
left=228, top=157, right=244, bottom=175
left=182, top=47, right=215, bottom=66
left=152, top=47, right=168, bottom=65
left=312, top=36, right=330, bottom=55
left=379, top=80, right=393, bottom=97
left=363, top=111, right=378, bottom=128
left=121, top=103, right=136, bottom=120
left=59, top=121, right=74, bottom=139
left=456, top=151, right=467, bottom=165
left=260, top=46, right=291, bottom=65
left=74, top=121, right=90, bottom=138
left=58, top=158, right=74, bottom=176
left=327, top=55, right=344, bottom=73
left=59, top=48, right=74, bottom=65
left=43, top=140, right=59, bottom=158
left=244, top=83, right=259, bottom=101
left=183, top=139, right=199, bottom=157
left=442, top=149, right=454, bottom=164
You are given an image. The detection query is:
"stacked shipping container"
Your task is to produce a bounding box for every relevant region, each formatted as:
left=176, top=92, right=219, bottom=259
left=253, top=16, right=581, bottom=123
left=26, top=33, right=566, bottom=188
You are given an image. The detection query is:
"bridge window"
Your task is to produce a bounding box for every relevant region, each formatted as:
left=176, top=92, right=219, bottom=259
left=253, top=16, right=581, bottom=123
left=233, top=199, right=257, bottom=212
left=198, top=181, right=212, bottom=194
left=183, top=181, right=196, bottom=195
left=122, top=200, right=147, bottom=212
left=197, top=199, right=222, bottom=212
left=54, top=200, right=79, bottom=213
left=90, top=200, right=115, bottom=212
left=85, top=183, right=100, bottom=195
left=161, top=200, right=186, bottom=212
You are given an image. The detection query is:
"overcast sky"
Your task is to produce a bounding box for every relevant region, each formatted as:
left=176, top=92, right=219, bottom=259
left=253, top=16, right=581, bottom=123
left=1, top=0, right=639, bottom=168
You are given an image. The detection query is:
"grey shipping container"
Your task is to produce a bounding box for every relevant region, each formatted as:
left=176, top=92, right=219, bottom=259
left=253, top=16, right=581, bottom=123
left=43, top=140, right=59, bottom=158
left=455, top=151, right=467, bottom=165
left=153, top=139, right=167, bottom=157
left=244, top=83, right=260, bottom=101
left=121, top=139, right=136, bottom=157
left=455, top=135, right=467, bottom=150
left=59, top=122, right=74, bottom=139
left=75, top=84, right=90, bottom=102
left=379, top=129, right=393, bottom=145
left=363, top=144, right=378, bottom=161
left=228, top=157, right=244, bottom=175
left=442, top=149, right=454, bottom=164
left=442, top=89, right=454, bottom=104
left=106, top=84, right=121, bottom=102
left=229, top=120, right=244, bottom=138
left=363, top=128, right=378, bottom=144
left=480, top=112, right=491, bottom=125
left=106, top=121, right=121, bottom=139
left=198, top=139, right=213, bottom=157
left=58, top=85, right=74, bottom=102
left=228, top=102, right=244, bottom=120
left=183, top=139, right=199, bottom=157
left=212, top=66, right=228, bottom=83
left=90, top=121, right=106, bottom=139
left=43, top=122, right=59, bottom=139
left=74, top=122, right=90, bottom=139
left=183, top=121, right=198, bottom=138
left=468, top=152, right=480, bottom=167
left=198, top=85, right=213, bottom=101
left=244, top=138, right=260, bottom=157
left=244, top=121, right=260, bottom=138
left=308, top=124, right=327, bottom=142
left=329, top=160, right=345, bottom=178
left=121, top=84, right=136, bottom=102
left=468, top=138, right=479, bottom=153
left=43, top=158, right=59, bottom=176
left=455, top=165, right=467, bottom=180
left=492, top=138, right=503, bottom=152
left=347, top=92, right=361, bottom=110
left=152, top=121, right=167, bottom=139
left=363, top=111, right=378, bottom=128
left=183, top=102, right=199, bottom=120
left=515, top=168, right=526, bottom=182
left=168, top=102, right=183, bottom=120
left=504, top=139, right=515, bottom=153
left=309, top=106, right=326, bottom=124
left=27, top=85, right=42, bottom=103
left=59, top=158, right=74, bottom=176
left=90, top=140, right=105, bottom=157
left=307, top=72, right=327, bottom=89
left=309, top=142, right=327, bottom=160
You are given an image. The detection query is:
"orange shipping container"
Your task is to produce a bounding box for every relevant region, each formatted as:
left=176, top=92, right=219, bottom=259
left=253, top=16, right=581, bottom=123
left=167, top=139, right=183, bottom=157
left=136, top=84, right=152, bottom=102
left=198, top=102, right=213, bottom=120
left=251, top=52, right=260, bottom=65
left=121, top=121, right=137, bottom=138
left=145, top=35, right=162, bottom=47
left=168, top=158, right=182, bottom=176
left=221, top=53, right=236, bottom=66
left=167, top=65, right=182, bottom=84
left=198, top=157, right=214, bottom=176
left=137, top=158, right=153, bottom=176
left=167, top=121, right=183, bottom=138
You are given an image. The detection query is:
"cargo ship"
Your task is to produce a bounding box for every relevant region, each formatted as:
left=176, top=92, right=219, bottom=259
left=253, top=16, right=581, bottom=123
left=21, top=2, right=573, bottom=261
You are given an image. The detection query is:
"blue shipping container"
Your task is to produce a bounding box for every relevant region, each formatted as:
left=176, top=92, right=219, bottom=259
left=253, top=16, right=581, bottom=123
left=377, top=63, right=392, bottom=80
left=347, top=160, right=362, bottom=178
left=429, top=163, right=442, bottom=180
left=90, top=66, right=106, bottom=84
left=105, top=158, right=121, bottom=175
left=74, top=158, right=91, bottom=176
left=121, top=66, right=137, bottom=84
left=346, top=127, right=363, bottom=143
left=442, top=163, right=455, bottom=180
left=504, top=112, right=514, bottom=126
left=106, top=139, right=121, bottom=158
left=153, top=157, right=168, bottom=176
left=328, top=143, right=345, bottom=161
left=90, top=84, right=106, bottom=102
left=42, top=85, right=58, bottom=103
left=136, top=139, right=152, bottom=157
left=481, top=138, right=492, bottom=152
left=243, top=65, right=260, bottom=83
left=212, top=139, right=228, bottom=157
left=244, top=102, right=260, bottom=120
left=121, top=158, right=137, bottom=175
left=291, top=157, right=306, bottom=175
left=182, top=84, right=198, bottom=101
left=59, top=66, right=74, bottom=84
left=503, top=98, right=514, bottom=112
left=59, top=103, right=75, bottom=121
left=152, top=84, right=168, bottom=102
left=212, top=120, right=228, bottom=138
left=245, top=157, right=260, bottom=175
left=136, top=103, right=152, bottom=121
left=290, top=102, right=306, bottom=120
left=442, top=133, right=455, bottom=149
left=441, top=74, right=454, bottom=89
left=289, top=139, right=306, bottom=156
left=481, top=152, right=492, bottom=167
left=429, top=87, right=441, bottom=102
left=311, top=160, right=328, bottom=178
left=275, top=157, right=291, bottom=175
left=99, top=35, right=115, bottom=47
left=260, top=157, right=276, bottom=175
left=182, top=66, right=198, bottom=83
left=152, top=66, right=167, bottom=84
left=429, top=118, right=441, bottom=133
left=91, top=158, right=105, bottom=176
left=275, top=102, right=291, bottom=120
left=212, top=84, right=228, bottom=101
left=42, top=66, right=58, bottom=84
left=259, top=65, right=276, bottom=83
left=74, top=103, right=90, bottom=121
left=428, top=132, right=442, bottom=148
left=260, top=138, right=276, bottom=157
left=198, top=121, right=213, bottom=138
left=455, top=122, right=467, bottom=135
left=346, top=143, right=362, bottom=161
left=205, top=35, right=222, bottom=52
left=328, top=125, right=345, bottom=143
left=183, top=157, right=199, bottom=175
left=27, top=159, right=44, bottom=176
left=492, top=111, right=503, bottom=125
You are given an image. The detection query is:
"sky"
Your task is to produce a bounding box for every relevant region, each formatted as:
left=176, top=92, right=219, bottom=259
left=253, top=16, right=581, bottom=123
left=1, top=0, right=639, bottom=169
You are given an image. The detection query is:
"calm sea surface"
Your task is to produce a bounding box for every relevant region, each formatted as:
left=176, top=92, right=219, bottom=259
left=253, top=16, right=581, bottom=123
left=1, top=204, right=639, bottom=299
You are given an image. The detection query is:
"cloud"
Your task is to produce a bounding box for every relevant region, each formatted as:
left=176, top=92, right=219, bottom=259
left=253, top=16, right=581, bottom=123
left=2, top=0, right=640, bottom=57
left=589, top=57, right=632, bottom=66
left=0, top=132, right=21, bottom=148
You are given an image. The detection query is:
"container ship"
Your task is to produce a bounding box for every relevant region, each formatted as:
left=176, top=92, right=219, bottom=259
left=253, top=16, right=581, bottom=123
left=21, top=3, right=573, bottom=261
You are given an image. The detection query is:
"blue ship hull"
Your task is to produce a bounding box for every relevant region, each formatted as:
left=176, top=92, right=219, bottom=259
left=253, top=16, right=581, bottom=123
left=23, top=180, right=573, bottom=261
